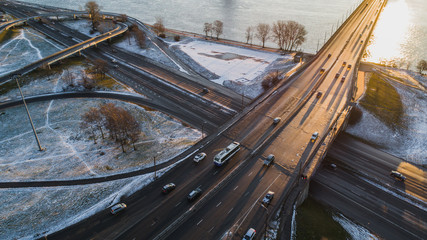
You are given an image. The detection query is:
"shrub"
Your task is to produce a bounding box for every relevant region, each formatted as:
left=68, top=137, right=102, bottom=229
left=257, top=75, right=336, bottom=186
left=158, top=33, right=166, bottom=38
left=174, top=35, right=180, bottom=41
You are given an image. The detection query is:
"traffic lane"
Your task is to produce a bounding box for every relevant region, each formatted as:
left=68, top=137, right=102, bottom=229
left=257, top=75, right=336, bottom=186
left=116, top=145, right=252, bottom=239
left=312, top=166, right=427, bottom=240
left=169, top=156, right=288, bottom=240
left=328, top=134, right=427, bottom=202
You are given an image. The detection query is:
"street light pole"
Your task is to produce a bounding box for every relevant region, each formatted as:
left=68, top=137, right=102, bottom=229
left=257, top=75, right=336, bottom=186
left=14, top=75, right=44, bottom=151
left=153, top=155, right=157, bottom=179
left=260, top=204, right=269, bottom=240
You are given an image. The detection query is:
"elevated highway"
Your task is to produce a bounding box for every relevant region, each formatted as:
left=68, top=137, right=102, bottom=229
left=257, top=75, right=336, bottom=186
left=45, top=0, right=392, bottom=239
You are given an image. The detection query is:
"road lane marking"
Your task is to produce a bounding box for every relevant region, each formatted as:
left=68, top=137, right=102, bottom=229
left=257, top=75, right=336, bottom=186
left=233, top=186, right=239, bottom=191
left=175, top=201, right=181, bottom=207
left=248, top=171, right=253, bottom=176
left=216, top=202, right=222, bottom=207
left=227, top=208, right=233, bottom=214
left=213, top=171, right=218, bottom=176
left=209, top=227, right=215, bottom=232
left=197, top=219, right=203, bottom=226
left=244, top=192, right=249, bottom=197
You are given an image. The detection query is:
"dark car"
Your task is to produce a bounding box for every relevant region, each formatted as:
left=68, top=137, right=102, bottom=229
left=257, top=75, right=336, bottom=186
left=110, top=203, right=127, bottom=215
left=262, top=191, right=275, bottom=206
left=390, top=171, right=406, bottom=181
left=187, top=187, right=202, bottom=202
left=162, top=183, right=176, bottom=194
left=316, top=92, right=322, bottom=98
left=264, top=154, right=275, bottom=167
left=335, top=73, right=340, bottom=78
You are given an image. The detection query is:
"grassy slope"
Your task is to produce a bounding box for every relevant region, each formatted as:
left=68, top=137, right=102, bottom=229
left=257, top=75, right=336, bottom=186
left=296, top=196, right=350, bottom=240
left=359, top=72, right=406, bottom=131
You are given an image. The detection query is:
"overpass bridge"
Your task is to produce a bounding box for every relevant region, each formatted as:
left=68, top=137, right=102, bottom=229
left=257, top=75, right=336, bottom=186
left=0, top=0, right=398, bottom=239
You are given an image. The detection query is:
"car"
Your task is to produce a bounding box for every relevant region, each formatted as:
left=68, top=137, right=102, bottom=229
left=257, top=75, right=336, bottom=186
left=113, top=64, right=119, bottom=68
left=390, top=170, right=406, bottom=181
left=264, top=154, right=275, bottom=167
left=273, top=117, right=281, bottom=124
left=327, top=53, right=331, bottom=58
left=202, top=88, right=209, bottom=93
left=187, top=187, right=202, bottom=201
left=316, top=91, right=322, bottom=98
left=110, top=203, right=127, bottom=214
left=360, top=40, right=364, bottom=44
left=330, top=163, right=337, bottom=170
left=262, top=191, right=275, bottom=206
left=243, top=228, right=256, bottom=240
left=311, top=132, right=319, bottom=142
left=319, top=68, right=325, bottom=74
left=341, top=76, right=345, bottom=82
left=112, top=49, right=117, bottom=53
left=347, top=64, right=352, bottom=70
left=193, top=152, right=206, bottom=163
left=162, top=183, right=176, bottom=194
left=335, top=73, right=340, bottom=78
left=342, top=61, right=347, bottom=67
left=111, top=59, right=117, bottom=63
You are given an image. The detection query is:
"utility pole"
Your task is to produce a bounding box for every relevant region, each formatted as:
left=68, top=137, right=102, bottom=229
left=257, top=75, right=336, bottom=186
left=153, top=155, right=157, bottom=179
left=14, top=75, right=44, bottom=151
left=260, top=204, right=269, bottom=240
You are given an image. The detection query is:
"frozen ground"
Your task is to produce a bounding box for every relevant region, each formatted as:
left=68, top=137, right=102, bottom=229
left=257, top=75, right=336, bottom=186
left=0, top=164, right=176, bottom=240
left=0, top=98, right=200, bottom=180
left=0, top=96, right=200, bottom=239
left=346, top=67, right=427, bottom=165
left=0, top=27, right=63, bottom=77
left=169, top=38, right=297, bottom=98
left=332, top=214, right=378, bottom=240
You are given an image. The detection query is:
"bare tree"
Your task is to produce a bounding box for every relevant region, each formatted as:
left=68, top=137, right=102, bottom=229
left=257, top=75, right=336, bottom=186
left=255, top=23, right=270, bottom=48
left=283, top=21, right=307, bottom=51
left=416, top=60, right=427, bottom=74
left=92, top=59, right=108, bottom=79
left=203, top=22, right=212, bottom=38
left=134, top=29, right=146, bottom=48
left=81, top=107, right=104, bottom=143
left=119, top=14, right=128, bottom=23
left=406, top=61, right=411, bottom=70
left=245, top=26, right=254, bottom=44
left=212, top=20, right=223, bottom=39
left=85, top=1, right=101, bottom=31
left=271, top=20, right=286, bottom=50
left=153, top=16, right=165, bottom=35
left=63, top=69, right=75, bottom=86
left=81, top=73, right=95, bottom=90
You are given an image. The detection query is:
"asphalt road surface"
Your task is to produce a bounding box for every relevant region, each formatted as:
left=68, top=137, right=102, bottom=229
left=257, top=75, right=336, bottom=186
left=311, top=133, right=427, bottom=240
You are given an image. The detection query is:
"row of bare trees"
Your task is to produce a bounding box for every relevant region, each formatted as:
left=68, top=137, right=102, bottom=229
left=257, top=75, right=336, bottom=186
left=245, top=20, right=307, bottom=51
left=81, top=103, right=142, bottom=152
left=203, top=20, right=224, bottom=39
left=128, top=24, right=146, bottom=48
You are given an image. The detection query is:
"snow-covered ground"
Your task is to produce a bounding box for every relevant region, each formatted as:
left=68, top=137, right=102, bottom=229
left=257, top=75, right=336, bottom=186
left=169, top=39, right=297, bottom=98
left=332, top=214, right=378, bottom=240
left=0, top=98, right=200, bottom=180
left=0, top=28, right=63, bottom=77
left=346, top=67, right=427, bottom=165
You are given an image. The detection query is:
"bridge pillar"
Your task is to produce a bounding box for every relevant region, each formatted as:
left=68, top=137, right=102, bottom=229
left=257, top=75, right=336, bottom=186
left=295, top=181, right=310, bottom=207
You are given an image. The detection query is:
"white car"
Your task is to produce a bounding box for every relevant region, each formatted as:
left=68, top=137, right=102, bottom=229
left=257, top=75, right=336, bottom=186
left=193, top=152, right=206, bottom=163
left=311, top=132, right=319, bottom=142
left=243, top=228, right=256, bottom=240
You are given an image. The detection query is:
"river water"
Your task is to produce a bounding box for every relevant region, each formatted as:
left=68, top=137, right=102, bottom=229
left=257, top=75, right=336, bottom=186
left=19, top=0, right=426, bottom=67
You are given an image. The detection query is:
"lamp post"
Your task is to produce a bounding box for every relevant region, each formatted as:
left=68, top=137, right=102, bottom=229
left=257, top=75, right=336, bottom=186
left=14, top=75, right=44, bottom=151
left=260, top=203, right=269, bottom=240
left=201, top=121, right=206, bottom=138
left=153, top=151, right=161, bottom=180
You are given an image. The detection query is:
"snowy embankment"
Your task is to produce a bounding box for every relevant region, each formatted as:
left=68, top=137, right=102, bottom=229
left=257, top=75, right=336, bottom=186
left=169, top=38, right=297, bottom=98
left=346, top=67, right=427, bottom=165
left=0, top=27, right=63, bottom=78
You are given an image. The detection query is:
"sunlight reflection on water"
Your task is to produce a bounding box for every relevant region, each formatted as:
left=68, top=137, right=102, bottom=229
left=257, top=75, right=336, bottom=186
left=365, top=0, right=427, bottom=69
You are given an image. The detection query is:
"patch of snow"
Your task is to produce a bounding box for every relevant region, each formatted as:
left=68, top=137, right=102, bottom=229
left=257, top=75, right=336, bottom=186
left=171, top=39, right=289, bottom=86
left=333, top=213, right=378, bottom=240
left=347, top=69, right=427, bottom=165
